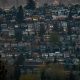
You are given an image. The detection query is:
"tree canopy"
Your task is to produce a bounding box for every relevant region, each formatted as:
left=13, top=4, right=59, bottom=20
left=16, top=6, right=24, bottom=23
left=49, top=32, right=60, bottom=45
left=25, top=0, right=36, bottom=10
left=0, top=55, right=7, bottom=80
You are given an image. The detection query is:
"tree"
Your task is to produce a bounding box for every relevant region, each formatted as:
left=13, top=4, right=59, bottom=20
left=0, top=8, right=3, bottom=14
left=79, top=60, right=80, bottom=70
left=25, top=0, right=36, bottom=10
left=0, top=55, right=7, bottom=80
left=15, top=27, right=22, bottom=42
left=14, top=65, right=21, bottom=80
left=53, top=57, right=57, bottom=63
left=68, top=7, right=73, bottom=20
left=41, top=70, right=46, bottom=80
left=15, top=54, right=25, bottom=65
left=68, top=71, right=75, bottom=80
left=49, top=32, right=60, bottom=45
left=10, top=6, right=17, bottom=16
left=39, top=23, right=45, bottom=36
left=40, top=63, right=68, bottom=80
left=16, top=6, right=24, bottom=23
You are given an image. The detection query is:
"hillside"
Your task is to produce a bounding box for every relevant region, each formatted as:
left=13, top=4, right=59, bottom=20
left=0, top=0, right=80, bottom=8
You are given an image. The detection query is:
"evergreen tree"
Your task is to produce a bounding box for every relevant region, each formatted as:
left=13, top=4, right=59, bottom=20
left=15, top=27, right=22, bottom=42
left=14, top=65, right=21, bottom=80
left=0, top=8, right=3, bottom=14
left=25, top=0, right=36, bottom=10
left=16, top=6, right=24, bottom=23
left=41, top=70, right=46, bottom=80
left=68, top=7, right=73, bottom=20
left=0, top=55, right=7, bottom=80
left=69, top=71, right=75, bottom=80
left=10, top=6, right=17, bottom=16
left=49, top=32, right=60, bottom=46
left=39, top=23, right=45, bottom=36
left=53, top=57, right=57, bottom=63
left=15, top=54, right=25, bottom=65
